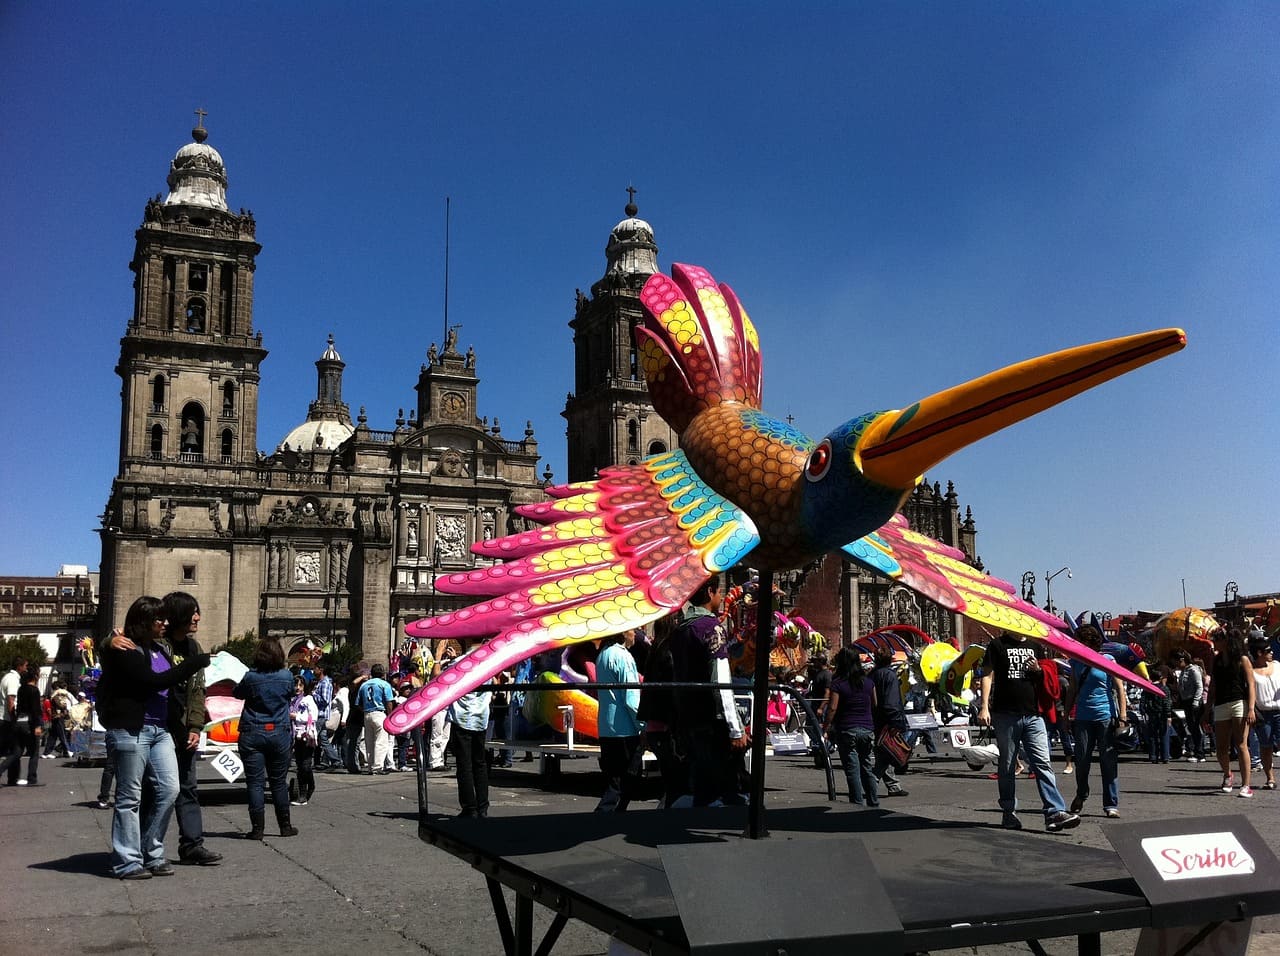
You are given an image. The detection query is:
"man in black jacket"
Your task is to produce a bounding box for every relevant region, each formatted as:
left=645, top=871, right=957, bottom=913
left=162, top=592, right=222, bottom=866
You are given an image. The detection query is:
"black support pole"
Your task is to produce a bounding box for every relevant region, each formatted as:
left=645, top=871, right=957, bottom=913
left=745, top=569, right=774, bottom=838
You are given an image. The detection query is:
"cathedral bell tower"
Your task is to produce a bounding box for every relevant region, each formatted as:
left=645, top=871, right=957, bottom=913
left=562, top=192, right=678, bottom=481
left=116, top=114, right=266, bottom=471
left=99, top=114, right=268, bottom=642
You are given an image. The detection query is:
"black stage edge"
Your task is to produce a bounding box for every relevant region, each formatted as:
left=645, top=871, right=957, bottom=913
left=417, top=803, right=1156, bottom=956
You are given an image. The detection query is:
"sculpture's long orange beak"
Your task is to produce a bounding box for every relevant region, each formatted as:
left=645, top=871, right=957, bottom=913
left=857, top=328, right=1186, bottom=490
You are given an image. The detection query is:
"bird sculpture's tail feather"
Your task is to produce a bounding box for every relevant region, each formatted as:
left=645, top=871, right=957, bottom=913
left=383, top=454, right=761, bottom=734
left=637, top=263, right=764, bottom=433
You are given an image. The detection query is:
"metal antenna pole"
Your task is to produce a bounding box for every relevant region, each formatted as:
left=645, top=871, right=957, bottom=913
left=443, top=196, right=450, bottom=346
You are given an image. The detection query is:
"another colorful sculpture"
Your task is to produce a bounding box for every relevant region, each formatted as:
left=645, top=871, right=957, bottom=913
left=387, top=263, right=1183, bottom=734
left=722, top=580, right=819, bottom=679
left=520, top=673, right=600, bottom=740
left=202, top=651, right=248, bottom=745
left=1152, top=606, right=1220, bottom=669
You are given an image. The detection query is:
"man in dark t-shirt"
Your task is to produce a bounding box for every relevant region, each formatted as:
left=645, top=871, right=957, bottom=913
left=978, top=632, right=1079, bottom=833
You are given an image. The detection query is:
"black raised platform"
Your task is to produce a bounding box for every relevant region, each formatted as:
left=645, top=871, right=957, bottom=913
left=417, top=803, right=1149, bottom=955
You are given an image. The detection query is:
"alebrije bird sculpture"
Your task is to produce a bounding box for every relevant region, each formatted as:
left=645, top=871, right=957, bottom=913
left=386, top=263, right=1184, bottom=734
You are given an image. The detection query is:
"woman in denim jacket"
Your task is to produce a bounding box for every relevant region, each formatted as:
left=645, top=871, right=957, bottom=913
left=235, top=639, right=297, bottom=839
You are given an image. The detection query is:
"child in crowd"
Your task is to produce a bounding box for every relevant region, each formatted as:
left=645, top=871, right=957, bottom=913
left=1143, top=666, right=1175, bottom=764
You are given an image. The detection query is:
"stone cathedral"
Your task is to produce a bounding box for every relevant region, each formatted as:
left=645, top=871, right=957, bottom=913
left=97, top=122, right=546, bottom=663
left=98, top=120, right=984, bottom=661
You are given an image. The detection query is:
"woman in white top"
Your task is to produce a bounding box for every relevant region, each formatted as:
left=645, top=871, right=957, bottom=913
left=1249, top=636, right=1280, bottom=790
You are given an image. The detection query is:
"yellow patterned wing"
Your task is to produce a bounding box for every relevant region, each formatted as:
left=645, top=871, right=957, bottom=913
left=385, top=452, right=759, bottom=733
left=841, top=515, right=1163, bottom=695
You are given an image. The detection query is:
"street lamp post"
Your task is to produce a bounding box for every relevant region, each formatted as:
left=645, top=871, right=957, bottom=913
left=1045, top=566, right=1072, bottom=617
left=1020, top=571, right=1036, bottom=605
left=429, top=545, right=441, bottom=619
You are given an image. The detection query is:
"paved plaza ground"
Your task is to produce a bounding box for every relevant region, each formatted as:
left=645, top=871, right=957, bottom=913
left=2, top=744, right=1279, bottom=955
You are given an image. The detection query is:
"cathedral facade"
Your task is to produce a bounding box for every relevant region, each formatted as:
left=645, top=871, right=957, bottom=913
left=97, top=122, right=984, bottom=663
left=97, top=123, right=546, bottom=663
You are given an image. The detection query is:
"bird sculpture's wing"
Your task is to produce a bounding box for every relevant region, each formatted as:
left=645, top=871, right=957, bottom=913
left=384, top=450, right=760, bottom=734
left=841, top=515, right=1164, bottom=695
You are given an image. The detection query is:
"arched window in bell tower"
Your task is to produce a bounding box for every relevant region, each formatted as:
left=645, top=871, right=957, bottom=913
left=219, top=266, right=235, bottom=332
left=220, top=429, right=234, bottom=463
left=179, top=402, right=205, bottom=461
left=163, top=258, right=176, bottom=329
left=151, top=375, right=166, bottom=412
left=627, top=419, right=639, bottom=453
left=222, top=381, right=236, bottom=416
left=648, top=439, right=667, bottom=456
left=150, top=424, right=164, bottom=460
left=185, top=298, right=206, bottom=333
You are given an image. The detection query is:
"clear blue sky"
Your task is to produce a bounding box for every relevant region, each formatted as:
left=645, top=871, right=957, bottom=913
left=1, top=4, right=1276, bottom=617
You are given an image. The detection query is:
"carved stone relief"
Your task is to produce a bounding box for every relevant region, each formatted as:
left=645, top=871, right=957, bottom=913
left=295, top=550, right=321, bottom=585
left=436, top=514, right=467, bottom=560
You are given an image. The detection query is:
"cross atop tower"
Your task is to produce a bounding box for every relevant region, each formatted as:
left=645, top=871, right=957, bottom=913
left=192, top=107, right=209, bottom=143
left=624, top=184, right=638, bottom=217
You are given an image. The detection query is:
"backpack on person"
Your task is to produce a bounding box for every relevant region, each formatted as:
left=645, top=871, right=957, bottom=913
left=325, top=695, right=344, bottom=734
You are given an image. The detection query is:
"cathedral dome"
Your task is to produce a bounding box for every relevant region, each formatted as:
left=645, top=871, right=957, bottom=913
left=277, top=419, right=355, bottom=453
left=164, top=123, right=229, bottom=211
left=601, top=198, right=659, bottom=281
left=609, top=214, right=655, bottom=245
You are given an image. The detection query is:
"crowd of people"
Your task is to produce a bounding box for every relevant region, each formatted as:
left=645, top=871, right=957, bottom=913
left=4, top=588, right=1277, bottom=877
left=962, top=623, right=1280, bottom=831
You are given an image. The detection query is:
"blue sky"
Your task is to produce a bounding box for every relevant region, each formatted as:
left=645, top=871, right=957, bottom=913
left=1, top=4, right=1275, bottom=617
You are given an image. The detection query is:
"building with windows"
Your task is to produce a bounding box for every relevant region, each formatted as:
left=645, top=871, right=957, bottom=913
left=0, top=567, right=99, bottom=672
left=96, top=122, right=547, bottom=662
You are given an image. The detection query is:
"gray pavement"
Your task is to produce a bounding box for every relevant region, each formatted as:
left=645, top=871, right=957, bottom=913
left=3, top=747, right=1280, bottom=955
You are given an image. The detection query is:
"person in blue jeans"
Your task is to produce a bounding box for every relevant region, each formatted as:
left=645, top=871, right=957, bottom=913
left=978, top=631, right=1080, bottom=833
left=235, top=639, right=298, bottom=840
left=1068, top=625, right=1128, bottom=819
left=95, top=596, right=209, bottom=879
left=822, top=647, right=879, bottom=806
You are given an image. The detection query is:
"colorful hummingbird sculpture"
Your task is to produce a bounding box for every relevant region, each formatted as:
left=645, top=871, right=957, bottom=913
left=386, top=263, right=1184, bottom=734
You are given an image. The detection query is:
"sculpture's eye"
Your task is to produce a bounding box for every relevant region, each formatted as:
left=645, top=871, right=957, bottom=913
left=805, top=440, right=832, bottom=482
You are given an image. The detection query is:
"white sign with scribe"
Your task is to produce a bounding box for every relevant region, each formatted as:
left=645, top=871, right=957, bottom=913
left=1140, top=832, right=1255, bottom=882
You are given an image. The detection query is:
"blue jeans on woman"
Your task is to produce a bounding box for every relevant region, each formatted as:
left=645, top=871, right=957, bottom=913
left=1072, top=719, right=1120, bottom=811
left=834, top=726, right=879, bottom=806
left=105, top=725, right=179, bottom=876
left=238, top=727, right=292, bottom=816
